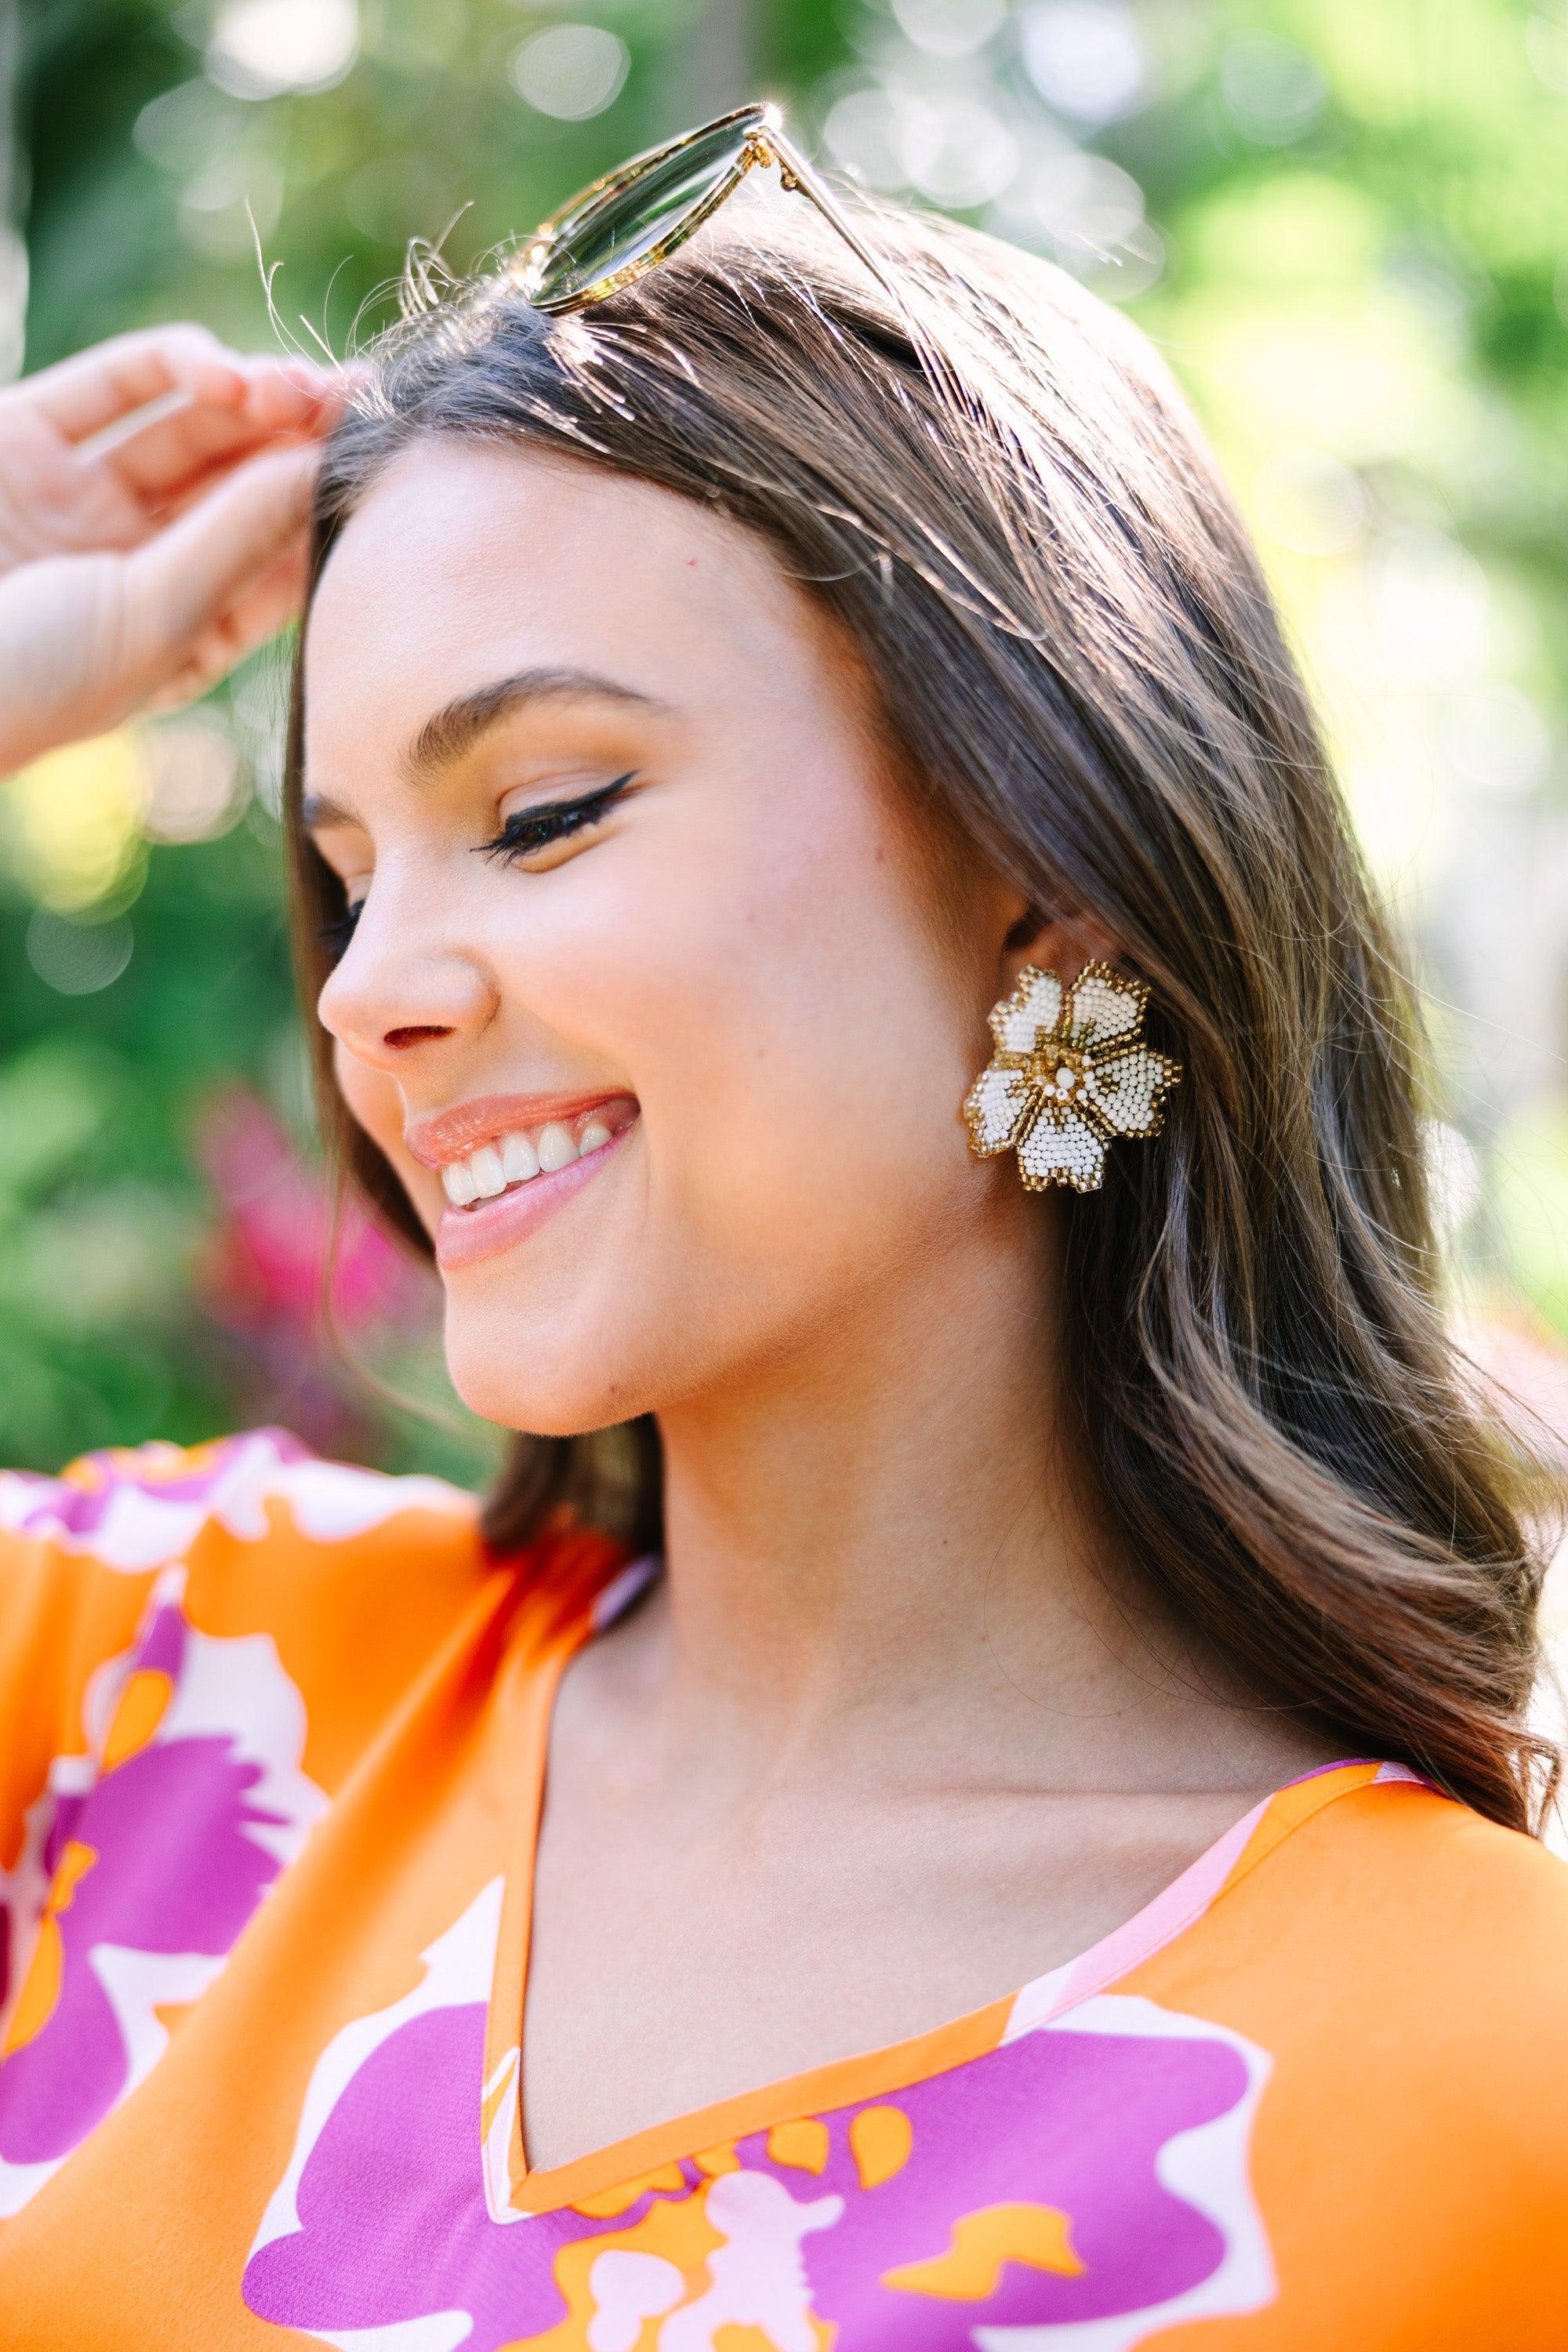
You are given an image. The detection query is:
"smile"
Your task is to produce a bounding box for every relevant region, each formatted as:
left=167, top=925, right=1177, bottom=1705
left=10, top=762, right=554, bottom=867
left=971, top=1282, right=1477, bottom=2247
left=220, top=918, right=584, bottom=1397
left=424, top=1096, right=639, bottom=1272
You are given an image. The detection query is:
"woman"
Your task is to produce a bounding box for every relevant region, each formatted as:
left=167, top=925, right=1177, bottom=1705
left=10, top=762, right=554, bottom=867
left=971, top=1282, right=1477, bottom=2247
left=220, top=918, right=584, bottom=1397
left=2, top=113, right=1565, bottom=2348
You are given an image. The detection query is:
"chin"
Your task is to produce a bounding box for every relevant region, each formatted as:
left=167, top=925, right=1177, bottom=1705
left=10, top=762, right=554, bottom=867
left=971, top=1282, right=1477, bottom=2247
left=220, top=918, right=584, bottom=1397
left=442, top=1318, right=647, bottom=1440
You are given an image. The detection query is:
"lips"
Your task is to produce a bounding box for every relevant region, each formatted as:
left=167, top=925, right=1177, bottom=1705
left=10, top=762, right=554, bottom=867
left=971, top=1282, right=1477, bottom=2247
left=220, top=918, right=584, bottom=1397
left=431, top=1098, right=637, bottom=1210
left=428, top=1105, right=637, bottom=1272
left=405, top=1091, right=634, bottom=1170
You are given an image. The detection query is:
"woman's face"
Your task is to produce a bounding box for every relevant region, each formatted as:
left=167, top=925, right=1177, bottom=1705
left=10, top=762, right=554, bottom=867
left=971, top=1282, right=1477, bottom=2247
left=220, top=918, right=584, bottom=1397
left=305, top=437, right=1017, bottom=1432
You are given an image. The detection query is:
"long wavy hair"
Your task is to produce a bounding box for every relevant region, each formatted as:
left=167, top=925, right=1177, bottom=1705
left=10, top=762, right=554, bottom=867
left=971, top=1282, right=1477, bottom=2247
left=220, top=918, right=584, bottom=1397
left=285, top=183, right=1558, bottom=1831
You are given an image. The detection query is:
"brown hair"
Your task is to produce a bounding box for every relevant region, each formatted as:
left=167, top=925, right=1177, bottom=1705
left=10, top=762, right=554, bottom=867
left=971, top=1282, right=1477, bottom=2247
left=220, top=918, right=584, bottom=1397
left=286, top=187, right=1559, bottom=1831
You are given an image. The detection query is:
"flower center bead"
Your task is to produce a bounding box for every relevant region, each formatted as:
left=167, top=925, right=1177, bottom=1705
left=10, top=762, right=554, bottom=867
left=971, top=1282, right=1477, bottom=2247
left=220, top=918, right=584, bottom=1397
left=1027, top=1040, right=1089, bottom=1102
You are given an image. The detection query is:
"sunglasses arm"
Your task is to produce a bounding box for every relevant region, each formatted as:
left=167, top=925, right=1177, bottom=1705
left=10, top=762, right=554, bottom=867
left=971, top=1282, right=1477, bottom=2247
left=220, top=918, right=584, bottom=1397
left=757, top=128, right=905, bottom=310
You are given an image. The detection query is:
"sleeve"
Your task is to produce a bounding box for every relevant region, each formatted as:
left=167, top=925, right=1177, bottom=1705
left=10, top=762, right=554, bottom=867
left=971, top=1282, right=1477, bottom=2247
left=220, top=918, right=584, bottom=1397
left=0, top=1429, right=325, bottom=2015
left=0, top=1422, right=501, bottom=2230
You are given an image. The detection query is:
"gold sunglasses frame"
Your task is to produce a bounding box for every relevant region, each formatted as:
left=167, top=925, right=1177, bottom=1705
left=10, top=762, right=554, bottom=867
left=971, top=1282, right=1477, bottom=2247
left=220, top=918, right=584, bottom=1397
left=517, top=100, right=902, bottom=315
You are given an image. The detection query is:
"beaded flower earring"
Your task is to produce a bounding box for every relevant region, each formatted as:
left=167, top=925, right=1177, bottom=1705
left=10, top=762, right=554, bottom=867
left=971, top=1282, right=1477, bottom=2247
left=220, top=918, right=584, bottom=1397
left=964, top=960, right=1181, bottom=1193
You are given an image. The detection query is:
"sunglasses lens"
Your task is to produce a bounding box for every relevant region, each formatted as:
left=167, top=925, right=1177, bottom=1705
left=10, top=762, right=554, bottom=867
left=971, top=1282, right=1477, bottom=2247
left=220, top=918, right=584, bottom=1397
left=525, top=118, right=758, bottom=310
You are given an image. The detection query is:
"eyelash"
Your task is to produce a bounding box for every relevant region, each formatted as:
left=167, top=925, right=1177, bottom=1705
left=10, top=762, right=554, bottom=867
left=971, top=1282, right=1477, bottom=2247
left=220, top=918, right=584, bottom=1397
left=473, top=770, right=636, bottom=866
left=317, top=771, right=637, bottom=960
left=318, top=908, right=361, bottom=960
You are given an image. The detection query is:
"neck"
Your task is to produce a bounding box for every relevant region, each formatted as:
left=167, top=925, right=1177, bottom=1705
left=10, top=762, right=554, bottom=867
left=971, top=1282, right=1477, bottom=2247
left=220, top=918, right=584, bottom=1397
left=641, top=1203, right=1213, bottom=1794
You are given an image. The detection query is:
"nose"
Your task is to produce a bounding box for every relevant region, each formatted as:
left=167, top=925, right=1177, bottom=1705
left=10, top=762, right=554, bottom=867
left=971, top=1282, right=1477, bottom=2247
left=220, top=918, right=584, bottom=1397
left=315, top=880, right=496, bottom=1073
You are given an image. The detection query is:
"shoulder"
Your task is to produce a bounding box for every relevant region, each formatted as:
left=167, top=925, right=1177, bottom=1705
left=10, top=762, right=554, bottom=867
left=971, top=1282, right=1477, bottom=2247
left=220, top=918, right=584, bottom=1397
left=1134, top=1770, right=1568, bottom=2334
left=0, top=1430, right=492, bottom=1804
left=1276, top=1766, right=1568, bottom=1973
left=0, top=1426, right=478, bottom=1581
left=1193, top=1767, right=1568, bottom=2039
left=1161, top=1766, right=1568, bottom=2165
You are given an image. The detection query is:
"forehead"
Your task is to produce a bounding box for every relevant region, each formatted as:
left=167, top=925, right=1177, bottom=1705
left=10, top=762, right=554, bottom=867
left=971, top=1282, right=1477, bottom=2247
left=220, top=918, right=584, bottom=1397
left=304, top=437, right=840, bottom=754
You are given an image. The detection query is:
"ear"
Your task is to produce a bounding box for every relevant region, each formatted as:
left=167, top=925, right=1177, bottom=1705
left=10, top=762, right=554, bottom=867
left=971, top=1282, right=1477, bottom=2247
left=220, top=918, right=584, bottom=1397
left=999, top=900, right=1123, bottom=992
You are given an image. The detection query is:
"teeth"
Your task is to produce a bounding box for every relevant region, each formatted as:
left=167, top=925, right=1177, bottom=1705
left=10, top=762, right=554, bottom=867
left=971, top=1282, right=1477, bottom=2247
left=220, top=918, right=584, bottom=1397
left=500, top=1129, right=540, bottom=1183
left=468, top=1143, right=506, bottom=1199
left=438, top=1102, right=633, bottom=1209
left=442, top=1162, right=479, bottom=1208
left=535, top=1121, right=577, bottom=1174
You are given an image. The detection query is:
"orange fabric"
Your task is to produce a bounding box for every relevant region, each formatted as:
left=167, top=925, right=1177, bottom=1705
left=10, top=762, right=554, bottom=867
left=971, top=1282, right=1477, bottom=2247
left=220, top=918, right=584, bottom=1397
left=0, top=1430, right=1565, bottom=2350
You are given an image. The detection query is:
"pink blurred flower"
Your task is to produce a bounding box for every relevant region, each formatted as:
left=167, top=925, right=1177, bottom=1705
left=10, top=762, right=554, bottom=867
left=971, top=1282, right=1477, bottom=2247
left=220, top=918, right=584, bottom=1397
left=195, top=1086, right=426, bottom=1343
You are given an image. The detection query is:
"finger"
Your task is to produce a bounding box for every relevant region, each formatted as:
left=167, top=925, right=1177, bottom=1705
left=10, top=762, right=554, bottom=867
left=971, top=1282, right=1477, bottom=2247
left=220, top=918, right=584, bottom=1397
left=14, top=325, right=250, bottom=444
left=93, top=398, right=272, bottom=506
left=140, top=430, right=325, bottom=536
left=237, top=356, right=352, bottom=436
left=122, top=444, right=319, bottom=675
left=194, top=541, right=310, bottom=673
left=85, top=357, right=346, bottom=508
left=223, top=538, right=311, bottom=641
left=146, top=544, right=310, bottom=710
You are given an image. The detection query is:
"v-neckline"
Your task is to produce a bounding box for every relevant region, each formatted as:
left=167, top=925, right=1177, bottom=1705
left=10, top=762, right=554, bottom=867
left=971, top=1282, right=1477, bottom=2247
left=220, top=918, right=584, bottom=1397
left=478, top=1550, right=1416, bottom=2222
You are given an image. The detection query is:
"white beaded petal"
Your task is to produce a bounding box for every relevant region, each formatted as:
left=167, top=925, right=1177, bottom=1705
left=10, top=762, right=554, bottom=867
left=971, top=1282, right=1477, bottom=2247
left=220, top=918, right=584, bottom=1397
left=1081, top=1044, right=1180, bottom=1137
left=989, top=965, right=1062, bottom=1053
left=1017, top=1102, right=1108, bottom=1192
left=964, top=1066, right=1033, bottom=1153
left=1066, top=962, right=1145, bottom=1050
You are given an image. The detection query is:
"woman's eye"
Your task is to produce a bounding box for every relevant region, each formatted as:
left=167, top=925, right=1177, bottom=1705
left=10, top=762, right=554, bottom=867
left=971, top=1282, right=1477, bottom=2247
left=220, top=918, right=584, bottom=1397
left=318, top=901, right=362, bottom=961
left=475, top=771, right=636, bottom=869
left=314, top=773, right=636, bottom=960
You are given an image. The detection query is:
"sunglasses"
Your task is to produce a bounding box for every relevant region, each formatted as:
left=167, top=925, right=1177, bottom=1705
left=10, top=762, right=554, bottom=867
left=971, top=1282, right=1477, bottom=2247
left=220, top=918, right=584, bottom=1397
left=517, top=100, right=902, bottom=316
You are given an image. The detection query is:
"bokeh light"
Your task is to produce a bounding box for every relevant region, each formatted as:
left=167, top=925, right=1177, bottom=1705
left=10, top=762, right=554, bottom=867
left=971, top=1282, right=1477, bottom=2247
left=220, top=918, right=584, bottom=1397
left=1019, top=0, right=1145, bottom=123
left=206, top=0, right=360, bottom=100
left=509, top=25, right=630, bottom=122
left=25, top=911, right=135, bottom=999
left=5, top=733, right=147, bottom=913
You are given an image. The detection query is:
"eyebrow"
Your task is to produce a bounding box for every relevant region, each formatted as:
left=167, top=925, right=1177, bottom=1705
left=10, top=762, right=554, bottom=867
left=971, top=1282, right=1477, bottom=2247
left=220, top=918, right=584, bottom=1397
left=300, top=664, right=673, bottom=832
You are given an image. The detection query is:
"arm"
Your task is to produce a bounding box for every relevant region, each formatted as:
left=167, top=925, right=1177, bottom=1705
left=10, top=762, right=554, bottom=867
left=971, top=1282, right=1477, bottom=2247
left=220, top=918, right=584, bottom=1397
left=0, top=323, right=343, bottom=777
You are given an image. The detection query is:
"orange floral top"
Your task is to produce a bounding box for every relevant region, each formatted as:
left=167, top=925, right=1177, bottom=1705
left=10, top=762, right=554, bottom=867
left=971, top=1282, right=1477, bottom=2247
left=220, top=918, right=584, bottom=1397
left=2, top=1428, right=1566, bottom=2351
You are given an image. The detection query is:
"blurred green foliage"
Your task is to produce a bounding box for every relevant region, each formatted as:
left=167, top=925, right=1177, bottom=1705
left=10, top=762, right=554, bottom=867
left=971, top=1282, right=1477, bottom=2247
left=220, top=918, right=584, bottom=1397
left=4, top=0, right=1566, bottom=1476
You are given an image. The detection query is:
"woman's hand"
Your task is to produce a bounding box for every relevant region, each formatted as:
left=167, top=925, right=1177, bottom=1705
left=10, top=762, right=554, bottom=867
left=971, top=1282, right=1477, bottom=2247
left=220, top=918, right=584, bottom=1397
left=0, top=324, right=344, bottom=777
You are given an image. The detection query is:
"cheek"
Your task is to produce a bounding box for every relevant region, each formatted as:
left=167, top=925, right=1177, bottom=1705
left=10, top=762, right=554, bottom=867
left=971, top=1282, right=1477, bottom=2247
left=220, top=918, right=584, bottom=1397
left=532, top=797, right=976, bottom=1268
